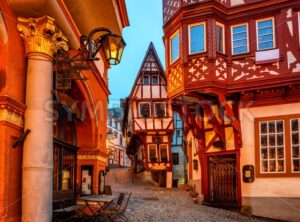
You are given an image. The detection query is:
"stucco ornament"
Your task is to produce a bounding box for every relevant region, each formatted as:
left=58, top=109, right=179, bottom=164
left=17, top=16, right=68, bottom=59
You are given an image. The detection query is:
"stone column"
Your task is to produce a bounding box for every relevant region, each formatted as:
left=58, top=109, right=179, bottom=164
left=17, top=16, right=68, bottom=222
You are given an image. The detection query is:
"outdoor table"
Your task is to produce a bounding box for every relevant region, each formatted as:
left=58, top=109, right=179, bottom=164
left=80, top=194, right=117, bottom=218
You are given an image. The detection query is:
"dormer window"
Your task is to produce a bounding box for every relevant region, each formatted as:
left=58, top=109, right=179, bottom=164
left=152, top=75, right=159, bottom=85
left=143, top=75, right=150, bottom=84
left=256, top=18, right=275, bottom=50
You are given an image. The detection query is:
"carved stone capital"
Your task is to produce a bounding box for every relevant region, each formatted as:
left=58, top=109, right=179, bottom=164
left=17, top=16, right=68, bottom=60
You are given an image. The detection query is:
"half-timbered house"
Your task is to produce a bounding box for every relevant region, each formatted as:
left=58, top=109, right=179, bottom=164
left=163, top=0, right=300, bottom=221
left=123, top=43, right=174, bottom=188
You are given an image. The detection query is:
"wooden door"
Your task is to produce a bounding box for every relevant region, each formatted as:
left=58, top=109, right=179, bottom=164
left=208, top=155, right=238, bottom=207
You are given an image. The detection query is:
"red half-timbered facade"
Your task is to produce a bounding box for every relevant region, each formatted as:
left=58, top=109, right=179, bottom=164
left=163, top=0, right=300, bottom=220
left=123, top=43, right=174, bottom=187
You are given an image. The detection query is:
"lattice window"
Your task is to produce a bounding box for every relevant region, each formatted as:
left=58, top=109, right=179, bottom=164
left=291, top=119, right=300, bottom=172
left=259, top=120, right=285, bottom=173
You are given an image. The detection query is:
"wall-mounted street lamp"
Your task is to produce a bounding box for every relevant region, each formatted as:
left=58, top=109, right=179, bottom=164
left=80, top=27, right=126, bottom=65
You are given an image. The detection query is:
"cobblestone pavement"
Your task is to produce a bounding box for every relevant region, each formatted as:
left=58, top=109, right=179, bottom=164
left=106, top=168, right=272, bottom=222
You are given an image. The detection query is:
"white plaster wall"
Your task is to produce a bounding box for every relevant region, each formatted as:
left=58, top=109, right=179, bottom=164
left=240, top=103, right=300, bottom=197
left=152, top=86, right=160, bottom=98
left=143, top=86, right=151, bottom=98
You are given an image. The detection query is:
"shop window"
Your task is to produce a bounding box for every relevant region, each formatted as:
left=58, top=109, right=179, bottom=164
left=149, top=145, right=157, bottom=162
left=216, top=22, right=225, bottom=53
left=232, top=24, right=249, bottom=55
left=172, top=153, right=179, bottom=165
left=155, top=102, right=166, bottom=117
left=160, top=144, right=168, bottom=162
left=53, top=105, right=77, bottom=195
left=139, top=103, right=151, bottom=118
left=189, top=23, right=205, bottom=54
left=291, top=119, right=300, bottom=172
left=256, top=18, right=275, bottom=50
left=170, top=31, right=180, bottom=63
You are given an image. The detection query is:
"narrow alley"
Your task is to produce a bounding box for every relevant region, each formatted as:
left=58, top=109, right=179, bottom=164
left=106, top=168, right=270, bottom=222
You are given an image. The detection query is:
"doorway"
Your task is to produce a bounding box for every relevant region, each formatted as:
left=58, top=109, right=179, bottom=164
left=208, top=155, right=238, bottom=207
left=81, top=166, right=93, bottom=195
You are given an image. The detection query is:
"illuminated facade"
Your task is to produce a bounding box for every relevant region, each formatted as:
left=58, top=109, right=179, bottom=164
left=0, top=0, right=128, bottom=221
left=163, top=0, right=300, bottom=221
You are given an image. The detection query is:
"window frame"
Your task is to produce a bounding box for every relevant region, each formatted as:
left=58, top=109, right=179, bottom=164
left=148, top=144, right=158, bottom=162
left=142, top=75, right=150, bottom=85
left=139, top=102, right=151, bottom=118
left=231, top=23, right=249, bottom=55
left=151, top=75, right=159, bottom=85
left=188, top=22, right=206, bottom=55
left=216, top=22, right=225, bottom=54
left=170, top=30, right=180, bottom=64
left=172, top=153, right=179, bottom=165
left=290, top=118, right=300, bottom=173
left=154, top=102, right=167, bottom=117
left=159, top=144, right=169, bottom=162
left=255, top=114, right=300, bottom=177
left=256, top=17, right=276, bottom=51
left=298, top=12, right=300, bottom=47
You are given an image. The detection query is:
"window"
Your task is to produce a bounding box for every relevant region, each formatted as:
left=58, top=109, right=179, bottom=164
left=256, top=115, right=300, bottom=177
left=149, top=145, right=157, bottom=162
left=298, top=13, right=300, bottom=47
left=170, top=31, right=180, bottom=63
left=259, top=120, right=285, bottom=173
left=232, top=24, right=249, bottom=55
left=155, top=102, right=166, bottom=117
left=256, top=18, right=275, bottom=50
left=216, top=23, right=225, bottom=53
left=189, top=23, right=205, bottom=54
left=160, top=144, right=168, bottom=162
left=152, top=75, right=159, bottom=85
left=172, top=153, right=179, bottom=165
left=143, top=75, right=150, bottom=84
left=139, top=103, right=150, bottom=118
left=291, top=119, right=300, bottom=172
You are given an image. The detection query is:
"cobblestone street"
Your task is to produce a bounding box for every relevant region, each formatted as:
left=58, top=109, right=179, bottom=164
left=106, top=168, right=272, bottom=222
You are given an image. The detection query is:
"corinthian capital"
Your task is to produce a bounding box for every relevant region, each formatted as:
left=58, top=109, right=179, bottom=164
left=17, top=16, right=68, bottom=60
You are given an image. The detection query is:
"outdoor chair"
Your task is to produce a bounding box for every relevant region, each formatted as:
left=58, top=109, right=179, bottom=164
left=100, top=192, right=132, bottom=222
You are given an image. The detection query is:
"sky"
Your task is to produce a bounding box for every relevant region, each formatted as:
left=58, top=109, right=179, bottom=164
left=108, top=0, right=165, bottom=108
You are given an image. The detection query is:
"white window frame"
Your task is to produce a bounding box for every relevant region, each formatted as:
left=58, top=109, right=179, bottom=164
left=154, top=102, right=166, bottom=117
left=139, top=102, right=151, bottom=118
left=231, top=23, right=249, bottom=55
left=256, top=17, right=276, bottom=51
left=259, top=120, right=286, bottom=174
left=159, top=144, right=169, bottom=162
left=148, top=144, right=158, bottom=162
left=188, top=22, right=206, bottom=55
left=170, top=30, right=180, bottom=64
left=290, top=118, right=300, bottom=173
left=216, top=22, right=225, bottom=54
